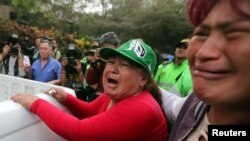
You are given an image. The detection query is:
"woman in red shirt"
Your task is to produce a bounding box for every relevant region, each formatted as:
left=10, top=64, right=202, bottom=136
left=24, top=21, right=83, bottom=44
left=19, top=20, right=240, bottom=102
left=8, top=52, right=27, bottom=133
left=11, top=39, right=168, bottom=141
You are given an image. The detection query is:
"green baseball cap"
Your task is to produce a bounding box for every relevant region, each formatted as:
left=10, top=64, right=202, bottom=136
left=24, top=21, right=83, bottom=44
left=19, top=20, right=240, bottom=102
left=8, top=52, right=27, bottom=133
left=100, top=39, right=157, bottom=74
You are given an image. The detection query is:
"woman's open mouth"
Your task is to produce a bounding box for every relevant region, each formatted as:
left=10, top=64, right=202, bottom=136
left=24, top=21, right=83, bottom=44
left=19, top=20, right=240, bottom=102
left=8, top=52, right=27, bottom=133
left=107, top=78, right=119, bottom=88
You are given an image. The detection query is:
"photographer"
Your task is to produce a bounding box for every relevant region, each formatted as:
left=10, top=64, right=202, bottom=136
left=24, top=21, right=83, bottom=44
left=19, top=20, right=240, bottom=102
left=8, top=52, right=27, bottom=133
left=1, top=36, right=26, bottom=77
left=61, top=43, right=86, bottom=101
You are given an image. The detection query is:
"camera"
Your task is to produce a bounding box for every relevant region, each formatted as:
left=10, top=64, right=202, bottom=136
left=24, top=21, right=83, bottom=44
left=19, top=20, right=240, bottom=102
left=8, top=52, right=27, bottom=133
left=5, top=33, right=19, bottom=56
left=66, top=43, right=77, bottom=66
left=65, top=43, right=82, bottom=66
left=67, top=57, right=76, bottom=66
left=9, top=45, right=19, bottom=56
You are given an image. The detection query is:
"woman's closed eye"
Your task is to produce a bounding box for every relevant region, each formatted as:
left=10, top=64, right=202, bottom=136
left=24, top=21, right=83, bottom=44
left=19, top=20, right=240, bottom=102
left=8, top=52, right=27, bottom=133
left=121, top=63, right=130, bottom=67
left=225, top=27, right=250, bottom=39
left=107, top=59, right=115, bottom=64
left=193, top=28, right=209, bottom=37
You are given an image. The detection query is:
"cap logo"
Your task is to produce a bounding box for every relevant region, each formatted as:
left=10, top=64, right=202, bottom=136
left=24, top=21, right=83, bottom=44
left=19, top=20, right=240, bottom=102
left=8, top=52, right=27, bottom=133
left=127, top=40, right=147, bottom=58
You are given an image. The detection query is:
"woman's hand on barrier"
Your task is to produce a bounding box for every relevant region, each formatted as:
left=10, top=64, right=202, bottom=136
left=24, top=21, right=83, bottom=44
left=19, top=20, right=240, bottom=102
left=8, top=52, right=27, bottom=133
left=11, top=94, right=39, bottom=110
left=45, top=88, right=67, bottom=103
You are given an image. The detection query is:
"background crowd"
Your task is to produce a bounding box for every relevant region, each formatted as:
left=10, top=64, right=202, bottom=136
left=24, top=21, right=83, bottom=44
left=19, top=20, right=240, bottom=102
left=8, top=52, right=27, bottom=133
left=0, top=29, right=193, bottom=102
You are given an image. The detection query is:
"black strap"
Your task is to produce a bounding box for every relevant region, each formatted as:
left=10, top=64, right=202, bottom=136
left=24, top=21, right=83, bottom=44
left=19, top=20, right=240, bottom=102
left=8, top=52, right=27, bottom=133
left=3, top=55, right=20, bottom=76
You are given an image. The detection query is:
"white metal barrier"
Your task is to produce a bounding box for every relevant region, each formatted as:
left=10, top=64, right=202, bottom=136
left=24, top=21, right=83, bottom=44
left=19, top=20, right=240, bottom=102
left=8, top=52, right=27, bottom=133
left=0, top=74, right=75, bottom=141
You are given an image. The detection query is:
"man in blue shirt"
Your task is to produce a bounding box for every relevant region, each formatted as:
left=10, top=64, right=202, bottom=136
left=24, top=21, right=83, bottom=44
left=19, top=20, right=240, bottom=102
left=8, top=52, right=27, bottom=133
left=30, top=38, right=61, bottom=84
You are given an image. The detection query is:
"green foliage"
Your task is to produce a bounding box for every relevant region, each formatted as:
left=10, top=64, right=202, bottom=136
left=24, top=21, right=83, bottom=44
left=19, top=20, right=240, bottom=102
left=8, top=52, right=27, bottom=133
left=94, top=0, right=193, bottom=53
left=7, top=0, right=193, bottom=54
left=12, top=0, right=37, bottom=12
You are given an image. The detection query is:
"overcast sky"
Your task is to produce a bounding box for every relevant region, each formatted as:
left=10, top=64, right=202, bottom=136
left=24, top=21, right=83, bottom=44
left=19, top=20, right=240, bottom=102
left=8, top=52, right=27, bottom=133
left=74, top=1, right=112, bottom=14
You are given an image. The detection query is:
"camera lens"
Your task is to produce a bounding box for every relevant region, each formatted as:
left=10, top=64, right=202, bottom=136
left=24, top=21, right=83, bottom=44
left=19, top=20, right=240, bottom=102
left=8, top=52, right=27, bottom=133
left=9, top=46, right=19, bottom=56
left=68, top=57, right=76, bottom=66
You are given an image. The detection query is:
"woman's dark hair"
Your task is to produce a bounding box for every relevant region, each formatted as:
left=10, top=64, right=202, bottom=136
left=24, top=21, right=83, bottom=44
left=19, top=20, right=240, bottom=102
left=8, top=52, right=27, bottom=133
left=143, top=71, right=163, bottom=106
left=188, top=0, right=250, bottom=26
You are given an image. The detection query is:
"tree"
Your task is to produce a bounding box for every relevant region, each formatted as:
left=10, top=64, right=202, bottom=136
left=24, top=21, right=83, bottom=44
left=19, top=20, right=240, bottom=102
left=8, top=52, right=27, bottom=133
left=11, top=0, right=87, bottom=33
left=6, top=0, right=193, bottom=53
left=92, top=0, right=193, bottom=53
left=0, top=0, right=12, bottom=5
